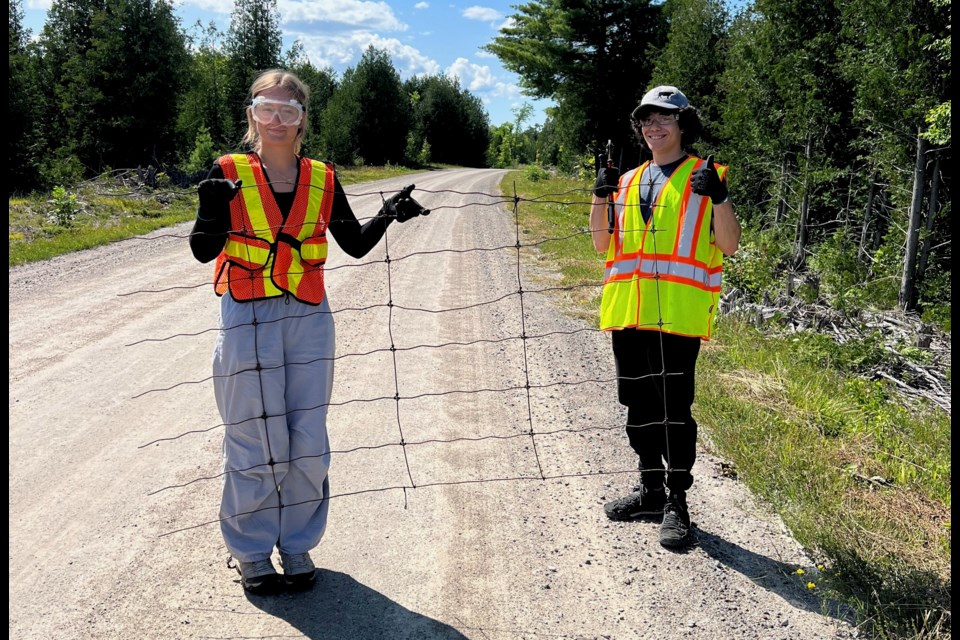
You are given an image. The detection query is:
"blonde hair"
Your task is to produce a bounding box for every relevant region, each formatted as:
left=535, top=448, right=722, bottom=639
left=241, top=69, right=310, bottom=154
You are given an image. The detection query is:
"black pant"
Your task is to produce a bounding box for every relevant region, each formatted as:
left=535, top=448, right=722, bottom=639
left=611, top=328, right=700, bottom=493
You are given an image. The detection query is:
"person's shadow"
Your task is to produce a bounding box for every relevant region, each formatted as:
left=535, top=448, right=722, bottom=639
left=693, top=527, right=854, bottom=623
left=244, top=569, right=469, bottom=639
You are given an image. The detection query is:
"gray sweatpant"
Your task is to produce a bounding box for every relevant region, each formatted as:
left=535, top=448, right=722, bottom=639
left=213, top=294, right=335, bottom=562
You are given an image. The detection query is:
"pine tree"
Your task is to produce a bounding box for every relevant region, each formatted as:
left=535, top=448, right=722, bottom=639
left=485, top=0, right=665, bottom=160
left=224, top=0, right=283, bottom=144
left=320, top=47, right=409, bottom=166
left=9, top=0, right=43, bottom=192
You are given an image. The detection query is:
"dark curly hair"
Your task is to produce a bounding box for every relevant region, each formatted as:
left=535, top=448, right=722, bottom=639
left=630, top=106, right=703, bottom=153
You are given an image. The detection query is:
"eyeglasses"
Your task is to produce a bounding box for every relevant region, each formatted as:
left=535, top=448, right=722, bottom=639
left=251, top=96, right=304, bottom=126
left=638, top=113, right=679, bottom=128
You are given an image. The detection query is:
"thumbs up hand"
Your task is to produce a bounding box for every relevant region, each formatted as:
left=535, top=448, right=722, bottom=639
left=593, top=166, right=621, bottom=198
left=691, top=155, right=729, bottom=204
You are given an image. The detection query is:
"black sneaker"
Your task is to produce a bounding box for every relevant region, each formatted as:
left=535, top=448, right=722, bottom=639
left=604, top=485, right=666, bottom=521
left=659, top=491, right=691, bottom=548
left=237, top=558, right=283, bottom=595
left=280, top=551, right=317, bottom=590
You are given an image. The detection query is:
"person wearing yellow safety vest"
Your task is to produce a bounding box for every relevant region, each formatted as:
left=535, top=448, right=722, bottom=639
left=189, top=69, right=429, bottom=594
left=590, top=86, right=741, bottom=548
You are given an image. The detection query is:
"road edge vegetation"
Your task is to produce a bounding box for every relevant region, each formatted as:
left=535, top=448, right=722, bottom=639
left=504, top=168, right=950, bottom=640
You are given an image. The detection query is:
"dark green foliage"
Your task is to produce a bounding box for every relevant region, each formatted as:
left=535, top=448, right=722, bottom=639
left=184, top=126, right=218, bottom=174
left=405, top=75, right=490, bottom=167
left=486, top=0, right=665, bottom=161
left=224, top=0, right=283, bottom=144
left=318, top=68, right=363, bottom=166
left=651, top=0, right=728, bottom=131
left=350, top=47, right=410, bottom=165
left=88, top=0, right=188, bottom=167
left=178, top=21, right=232, bottom=156
left=318, top=47, right=409, bottom=166
left=9, top=0, right=44, bottom=193
left=718, top=0, right=852, bottom=224
left=35, top=0, right=188, bottom=177
left=285, top=49, right=338, bottom=161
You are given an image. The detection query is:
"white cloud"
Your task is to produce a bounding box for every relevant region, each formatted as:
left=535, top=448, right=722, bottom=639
left=26, top=0, right=53, bottom=9
left=415, top=2, right=429, bottom=8
left=279, top=0, right=406, bottom=30
left=177, top=0, right=239, bottom=15
left=474, top=50, right=496, bottom=59
left=491, top=82, right=522, bottom=99
left=365, top=34, right=440, bottom=74
left=291, top=30, right=439, bottom=75
left=462, top=6, right=502, bottom=22
left=446, top=57, right=492, bottom=91
left=445, top=57, right=523, bottom=100
left=498, top=17, right=516, bottom=31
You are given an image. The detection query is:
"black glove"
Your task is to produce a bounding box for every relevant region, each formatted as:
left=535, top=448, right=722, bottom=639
left=593, top=167, right=620, bottom=198
left=691, top=155, right=728, bottom=204
left=380, top=184, right=430, bottom=223
left=198, top=178, right=243, bottom=208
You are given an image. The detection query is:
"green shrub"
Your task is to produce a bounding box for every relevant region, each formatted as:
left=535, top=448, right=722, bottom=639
left=46, top=186, right=84, bottom=226
left=417, top=140, right=431, bottom=166
left=787, top=330, right=887, bottom=374
left=919, top=270, right=951, bottom=333
left=808, top=229, right=869, bottom=310
left=39, top=154, right=85, bottom=190
left=185, top=126, right=219, bottom=174
left=723, top=226, right=791, bottom=302
left=524, top=164, right=550, bottom=182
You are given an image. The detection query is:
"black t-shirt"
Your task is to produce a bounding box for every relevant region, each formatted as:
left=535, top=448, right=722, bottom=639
left=189, top=158, right=391, bottom=264
left=639, top=155, right=689, bottom=224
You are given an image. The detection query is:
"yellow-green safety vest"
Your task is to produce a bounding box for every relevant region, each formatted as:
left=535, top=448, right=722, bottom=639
left=600, top=156, right=727, bottom=340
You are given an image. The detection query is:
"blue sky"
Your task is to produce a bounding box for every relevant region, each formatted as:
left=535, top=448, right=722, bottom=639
left=21, top=0, right=556, bottom=127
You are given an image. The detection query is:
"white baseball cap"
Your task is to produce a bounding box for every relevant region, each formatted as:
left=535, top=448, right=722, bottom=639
left=632, top=86, right=690, bottom=119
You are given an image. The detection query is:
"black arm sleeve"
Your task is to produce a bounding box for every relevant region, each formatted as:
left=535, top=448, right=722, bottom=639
left=189, top=164, right=392, bottom=263
left=189, top=163, right=230, bottom=264
left=327, top=175, right=393, bottom=259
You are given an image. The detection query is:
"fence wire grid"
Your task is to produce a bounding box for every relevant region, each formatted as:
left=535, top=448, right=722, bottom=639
left=124, top=177, right=700, bottom=538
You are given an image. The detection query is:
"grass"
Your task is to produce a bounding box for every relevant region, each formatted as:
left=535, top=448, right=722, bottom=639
left=507, top=168, right=951, bottom=640
left=503, top=170, right=604, bottom=323
left=8, top=164, right=424, bottom=267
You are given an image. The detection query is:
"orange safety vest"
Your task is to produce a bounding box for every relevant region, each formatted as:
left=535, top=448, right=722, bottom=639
left=599, top=156, right=727, bottom=340
left=213, top=153, right=335, bottom=305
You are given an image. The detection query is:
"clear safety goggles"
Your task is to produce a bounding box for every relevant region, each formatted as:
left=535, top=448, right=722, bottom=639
left=250, top=96, right=305, bottom=126
left=638, top=113, right=679, bottom=128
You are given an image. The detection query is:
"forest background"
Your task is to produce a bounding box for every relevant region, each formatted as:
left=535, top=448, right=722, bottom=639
left=8, top=0, right=951, bottom=638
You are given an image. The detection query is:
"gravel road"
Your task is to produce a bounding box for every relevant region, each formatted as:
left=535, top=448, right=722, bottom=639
left=9, top=167, right=856, bottom=639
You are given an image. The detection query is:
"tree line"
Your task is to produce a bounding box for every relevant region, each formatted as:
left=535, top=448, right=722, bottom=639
left=8, top=0, right=951, bottom=319
left=7, top=0, right=492, bottom=193
left=488, top=0, right=951, bottom=318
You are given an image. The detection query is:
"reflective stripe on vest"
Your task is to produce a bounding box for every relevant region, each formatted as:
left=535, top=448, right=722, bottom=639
left=600, top=156, right=727, bottom=339
left=213, top=153, right=334, bottom=305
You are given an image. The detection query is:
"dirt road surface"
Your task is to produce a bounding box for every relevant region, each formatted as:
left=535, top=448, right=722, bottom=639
left=10, top=168, right=856, bottom=639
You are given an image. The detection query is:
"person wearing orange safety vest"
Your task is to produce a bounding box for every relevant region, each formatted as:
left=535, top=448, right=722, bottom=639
left=189, top=69, right=429, bottom=594
left=590, top=86, right=741, bottom=548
